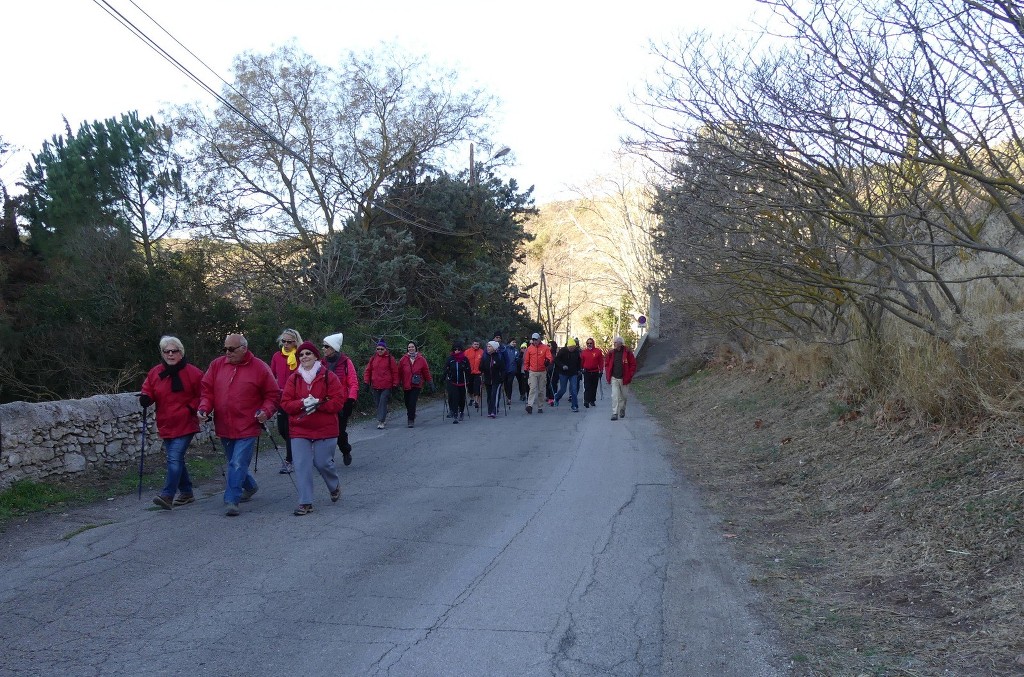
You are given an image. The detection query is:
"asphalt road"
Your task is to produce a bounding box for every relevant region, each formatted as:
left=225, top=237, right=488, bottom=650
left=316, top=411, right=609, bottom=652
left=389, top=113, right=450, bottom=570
left=1, top=391, right=786, bottom=676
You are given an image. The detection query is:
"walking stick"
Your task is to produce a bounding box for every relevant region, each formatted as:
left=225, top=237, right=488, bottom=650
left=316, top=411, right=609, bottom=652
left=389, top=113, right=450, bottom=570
left=261, top=422, right=298, bottom=493
left=207, top=424, right=225, bottom=477
left=137, top=407, right=147, bottom=500
left=254, top=433, right=260, bottom=472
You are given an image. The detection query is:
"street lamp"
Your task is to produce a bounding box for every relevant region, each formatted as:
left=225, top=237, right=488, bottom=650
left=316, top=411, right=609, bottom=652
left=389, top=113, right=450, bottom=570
left=469, top=143, right=511, bottom=186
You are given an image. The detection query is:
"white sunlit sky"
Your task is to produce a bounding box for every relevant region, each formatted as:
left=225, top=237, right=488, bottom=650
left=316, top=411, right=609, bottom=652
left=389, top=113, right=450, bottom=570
left=1, top=0, right=771, bottom=203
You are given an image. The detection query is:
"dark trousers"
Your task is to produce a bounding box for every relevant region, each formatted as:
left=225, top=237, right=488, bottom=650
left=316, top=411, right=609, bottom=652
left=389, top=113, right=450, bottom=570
left=503, top=373, right=515, bottom=400
left=485, top=381, right=502, bottom=415
left=277, top=413, right=293, bottom=463
left=404, top=387, right=421, bottom=421
left=516, top=372, right=528, bottom=399
left=336, top=399, right=354, bottom=454
left=447, top=383, right=466, bottom=415
left=583, top=371, right=601, bottom=405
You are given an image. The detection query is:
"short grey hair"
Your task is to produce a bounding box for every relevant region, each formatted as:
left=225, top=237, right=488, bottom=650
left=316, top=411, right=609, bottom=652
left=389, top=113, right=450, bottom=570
left=158, top=335, right=185, bottom=355
left=277, top=328, right=302, bottom=345
left=613, top=335, right=624, bottom=345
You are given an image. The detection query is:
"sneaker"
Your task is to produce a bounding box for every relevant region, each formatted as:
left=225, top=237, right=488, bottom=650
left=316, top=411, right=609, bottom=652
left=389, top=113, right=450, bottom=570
left=572, top=407, right=579, bottom=412
left=453, top=419, right=459, bottom=424
left=240, top=486, right=258, bottom=502
left=611, top=414, right=618, bottom=421
left=547, top=399, right=554, bottom=406
left=152, top=495, right=173, bottom=510
left=488, top=413, right=496, bottom=418
left=553, top=399, right=559, bottom=407
left=330, top=487, right=341, bottom=503
left=279, top=461, right=293, bottom=474
left=526, top=406, right=533, bottom=414
left=584, top=402, right=589, bottom=409
left=225, top=503, right=240, bottom=516
left=377, top=422, right=385, bottom=429
left=619, top=410, right=625, bottom=418
left=342, top=450, right=352, bottom=466
left=407, top=420, right=414, bottom=428
left=172, top=494, right=195, bottom=507
left=293, top=504, right=313, bottom=516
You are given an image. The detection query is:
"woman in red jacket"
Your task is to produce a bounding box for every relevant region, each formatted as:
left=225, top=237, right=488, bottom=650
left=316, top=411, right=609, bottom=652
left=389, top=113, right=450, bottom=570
left=399, top=341, right=433, bottom=428
left=269, top=328, right=302, bottom=474
left=139, top=336, right=205, bottom=510
left=281, top=341, right=344, bottom=516
left=363, top=340, right=400, bottom=429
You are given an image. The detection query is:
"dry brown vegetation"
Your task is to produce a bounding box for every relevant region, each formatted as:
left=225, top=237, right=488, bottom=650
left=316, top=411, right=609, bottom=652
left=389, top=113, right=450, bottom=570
left=637, top=350, right=1024, bottom=676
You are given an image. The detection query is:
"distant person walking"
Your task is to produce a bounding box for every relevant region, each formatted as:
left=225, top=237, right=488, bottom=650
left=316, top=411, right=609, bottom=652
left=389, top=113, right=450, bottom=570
left=280, top=341, right=344, bottom=516
left=605, top=336, right=637, bottom=421
left=481, top=340, right=507, bottom=418
left=321, top=333, right=357, bottom=466
left=139, top=335, right=204, bottom=510
left=363, top=340, right=399, bottom=429
left=516, top=341, right=529, bottom=401
left=464, top=339, right=484, bottom=411
left=545, top=339, right=559, bottom=406
left=399, top=341, right=433, bottom=428
left=580, top=337, right=604, bottom=409
left=553, top=338, right=582, bottom=412
left=444, top=341, right=471, bottom=423
left=269, top=328, right=302, bottom=474
left=198, top=333, right=280, bottom=516
left=522, top=333, right=552, bottom=414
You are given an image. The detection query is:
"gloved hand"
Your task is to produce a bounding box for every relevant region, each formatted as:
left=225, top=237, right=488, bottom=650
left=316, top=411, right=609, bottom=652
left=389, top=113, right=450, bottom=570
left=342, top=398, right=355, bottom=418
left=138, top=393, right=153, bottom=409
left=302, top=395, right=320, bottom=415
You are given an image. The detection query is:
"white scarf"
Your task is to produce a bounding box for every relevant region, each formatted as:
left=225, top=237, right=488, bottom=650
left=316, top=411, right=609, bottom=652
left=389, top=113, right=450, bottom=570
left=298, top=361, right=321, bottom=385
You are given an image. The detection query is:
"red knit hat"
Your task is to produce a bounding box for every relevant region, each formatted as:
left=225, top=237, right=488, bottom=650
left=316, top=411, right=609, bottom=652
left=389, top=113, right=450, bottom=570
left=296, top=341, right=321, bottom=359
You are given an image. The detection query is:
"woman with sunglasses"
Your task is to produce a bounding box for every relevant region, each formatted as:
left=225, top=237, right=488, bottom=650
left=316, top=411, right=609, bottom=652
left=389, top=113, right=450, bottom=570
left=580, top=337, right=605, bottom=409
left=280, top=341, right=344, bottom=516
left=269, top=328, right=303, bottom=474
left=139, top=336, right=205, bottom=510
left=363, top=340, right=400, bottom=429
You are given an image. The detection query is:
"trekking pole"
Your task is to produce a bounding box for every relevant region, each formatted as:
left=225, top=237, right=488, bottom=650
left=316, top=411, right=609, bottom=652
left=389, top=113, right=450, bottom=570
left=260, top=422, right=298, bottom=493
left=254, top=431, right=260, bottom=472
left=137, top=407, right=148, bottom=500
left=207, top=424, right=225, bottom=477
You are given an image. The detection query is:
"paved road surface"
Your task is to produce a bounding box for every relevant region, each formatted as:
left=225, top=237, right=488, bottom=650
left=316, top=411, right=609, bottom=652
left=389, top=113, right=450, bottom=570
left=1, top=393, right=786, bottom=676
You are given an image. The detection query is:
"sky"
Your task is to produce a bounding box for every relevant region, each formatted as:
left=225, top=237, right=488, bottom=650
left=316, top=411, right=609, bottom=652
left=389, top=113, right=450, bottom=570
left=1, top=0, right=769, bottom=203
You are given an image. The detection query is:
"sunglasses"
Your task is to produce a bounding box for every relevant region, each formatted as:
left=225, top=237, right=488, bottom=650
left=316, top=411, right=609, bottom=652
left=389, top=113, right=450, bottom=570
left=321, top=344, right=331, bottom=349
left=162, top=348, right=181, bottom=355
left=376, top=348, right=387, bottom=352
left=282, top=339, right=296, bottom=344
left=222, top=345, right=242, bottom=353
left=298, top=350, right=315, bottom=357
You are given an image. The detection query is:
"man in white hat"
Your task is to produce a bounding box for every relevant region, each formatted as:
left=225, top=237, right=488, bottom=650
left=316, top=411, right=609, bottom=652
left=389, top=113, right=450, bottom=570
left=321, top=332, right=358, bottom=465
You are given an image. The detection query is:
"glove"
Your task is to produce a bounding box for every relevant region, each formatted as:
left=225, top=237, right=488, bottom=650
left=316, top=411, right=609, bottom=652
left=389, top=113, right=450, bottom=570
left=342, top=399, right=355, bottom=418
left=302, top=395, right=320, bottom=415
left=138, top=393, right=153, bottom=408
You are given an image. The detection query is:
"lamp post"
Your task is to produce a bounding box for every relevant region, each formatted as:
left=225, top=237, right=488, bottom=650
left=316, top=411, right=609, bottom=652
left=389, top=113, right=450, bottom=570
left=469, top=143, right=511, bottom=186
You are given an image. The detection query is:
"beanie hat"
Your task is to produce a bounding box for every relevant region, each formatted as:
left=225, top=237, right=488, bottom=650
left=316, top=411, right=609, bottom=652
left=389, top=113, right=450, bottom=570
left=296, top=341, right=321, bottom=359
left=453, top=341, right=464, bottom=351
left=493, top=331, right=503, bottom=340
left=487, top=340, right=500, bottom=351
left=323, top=333, right=343, bottom=352
left=521, top=342, right=528, bottom=348
left=376, top=340, right=387, bottom=348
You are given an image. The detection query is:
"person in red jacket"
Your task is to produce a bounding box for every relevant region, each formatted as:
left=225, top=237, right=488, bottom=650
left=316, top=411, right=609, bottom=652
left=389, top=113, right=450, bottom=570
left=463, top=339, right=484, bottom=411
left=280, top=341, right=344, bottom=516
left=399, top=341, right=433, bottom=428
left=139, top=335, right=205, bottom=510
left=269, top=328, right=302, bottom=474
left=604, top=335, right=637, bottom=421
left=321, top=332, right=358, bottom=466
left=363, top=340, right=400, bottom=429
left=580, top=337, right=605, bottom=410
left=198, top=333, right=280, bottom=516
left=521, top=333, right=553, bottom=414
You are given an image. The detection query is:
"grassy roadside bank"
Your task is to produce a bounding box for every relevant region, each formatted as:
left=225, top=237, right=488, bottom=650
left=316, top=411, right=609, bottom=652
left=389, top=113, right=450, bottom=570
left=635, top=359, right=1024, bottom=676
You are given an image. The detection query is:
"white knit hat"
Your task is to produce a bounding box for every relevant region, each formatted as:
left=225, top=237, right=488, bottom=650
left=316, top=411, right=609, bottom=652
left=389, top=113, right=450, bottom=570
left=323, top=333, right=344, bottom=351
left=487, top=340, right=500, bottom=350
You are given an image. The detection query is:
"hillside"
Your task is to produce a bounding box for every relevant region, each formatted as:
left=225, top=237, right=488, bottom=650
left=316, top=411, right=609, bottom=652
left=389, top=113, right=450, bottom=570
left=635, top=354, right=1024, bottom=676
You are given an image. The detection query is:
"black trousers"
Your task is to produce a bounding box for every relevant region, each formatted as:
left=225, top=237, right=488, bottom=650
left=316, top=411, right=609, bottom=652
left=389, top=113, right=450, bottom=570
left=447, top=383, right=466, bottom=415
left=583, top=371, right=601, bottom=405
left=336, top=399, right=354, bottom=453
left=404, top=387, right=421, bottom=420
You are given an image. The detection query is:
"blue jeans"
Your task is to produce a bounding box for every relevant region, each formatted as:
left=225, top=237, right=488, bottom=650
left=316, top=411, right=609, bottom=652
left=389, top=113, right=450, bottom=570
left=159, top=434, right=195, bottom=498
left=220, top=437, right=259, bottom=505
left=555, top=372, right=579, bottom=409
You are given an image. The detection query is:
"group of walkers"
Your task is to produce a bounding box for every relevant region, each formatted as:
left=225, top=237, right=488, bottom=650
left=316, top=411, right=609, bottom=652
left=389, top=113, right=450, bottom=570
left=138, top=328, right=636, bottom=518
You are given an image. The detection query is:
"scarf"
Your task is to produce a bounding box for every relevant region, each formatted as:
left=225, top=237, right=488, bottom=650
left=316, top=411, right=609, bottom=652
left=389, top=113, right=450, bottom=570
left=281, top=345, right=297, bottom=370
left=158, top=358, right=188, bottom=392
left=297, top=361, right=321, bottom=385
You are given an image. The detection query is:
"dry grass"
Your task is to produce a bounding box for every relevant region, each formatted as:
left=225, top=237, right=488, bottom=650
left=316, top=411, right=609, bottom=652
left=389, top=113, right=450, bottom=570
left=637, top=350, right=1024, bottom=676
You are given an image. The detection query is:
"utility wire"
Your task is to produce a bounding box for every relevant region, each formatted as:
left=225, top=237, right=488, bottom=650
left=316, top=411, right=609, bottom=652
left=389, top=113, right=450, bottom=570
left=92, top=0, right=306, bottom=165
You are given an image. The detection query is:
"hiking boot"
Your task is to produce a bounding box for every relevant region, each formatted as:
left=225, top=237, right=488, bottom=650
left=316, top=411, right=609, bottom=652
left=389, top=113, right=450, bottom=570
left=172, top=494, right=195, bottom=507
left=278, top=461, right=293, bottom=474
left=377, top=422, right=385, bottom=429
left=343, top=449, right=352, bottom=466
left=152, top=495, right=173, bottom=510
left=293, top=504, right=313, bottom=516
left=225, top=503, right=240, bottom=516
left=583, top=402, right=589, bottom=408
left=330, top=487, right=341, bottom=503
left=526, top=405, right=533, bottom=414
left=611, top=414, right=619, bottom=421
left=619, top=410, right=625, bottom=418
left=240, top=486, right=258, bottom=502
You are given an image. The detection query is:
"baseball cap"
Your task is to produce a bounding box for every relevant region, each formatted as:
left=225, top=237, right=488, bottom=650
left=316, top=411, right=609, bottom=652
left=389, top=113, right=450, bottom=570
left=531, top=332, right=541, bottom=339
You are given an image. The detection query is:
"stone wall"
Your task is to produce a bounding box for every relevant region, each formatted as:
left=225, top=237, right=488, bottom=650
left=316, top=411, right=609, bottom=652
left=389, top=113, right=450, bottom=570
left=0, top=393, right=195, bottom=490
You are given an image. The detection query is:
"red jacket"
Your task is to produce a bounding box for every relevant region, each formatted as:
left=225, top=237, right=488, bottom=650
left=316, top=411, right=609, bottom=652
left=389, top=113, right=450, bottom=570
left=199, top=351, right=280, bottom=438
left=604, top=346, right=637, bottom=386
left=399, top=353, right=432, bottom=390
left=363, top=352, right=399, bottom=389
left=270, top=349, right=299, bottom=390
left=323, top=353, right=359, bottom=401
left=140, top=361, right=204, bottom=439
left=280, top=366, right=344, bottom=439
left=580, top=347, right=604, bottom=372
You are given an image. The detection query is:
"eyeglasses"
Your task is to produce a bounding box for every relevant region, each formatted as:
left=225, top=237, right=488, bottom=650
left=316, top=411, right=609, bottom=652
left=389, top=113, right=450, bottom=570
left=222, top=345, right=242, bottom=353
left=376, top=348, right=387, bottom=352
left=282, top=339, right=296, bottom=344
left=162, top=348, right=181, bottom=355
left=298, top=351, right=315, bottom=357
left=321, top=344, right=331, bottom=349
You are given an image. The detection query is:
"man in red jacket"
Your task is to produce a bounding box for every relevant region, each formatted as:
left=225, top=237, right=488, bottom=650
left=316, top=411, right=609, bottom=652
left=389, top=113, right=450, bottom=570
left=580, top=337, right=605, bottom=409
left=604, top=335, right=636, bottom=421
left=198, top=333, right=280, bottom=516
